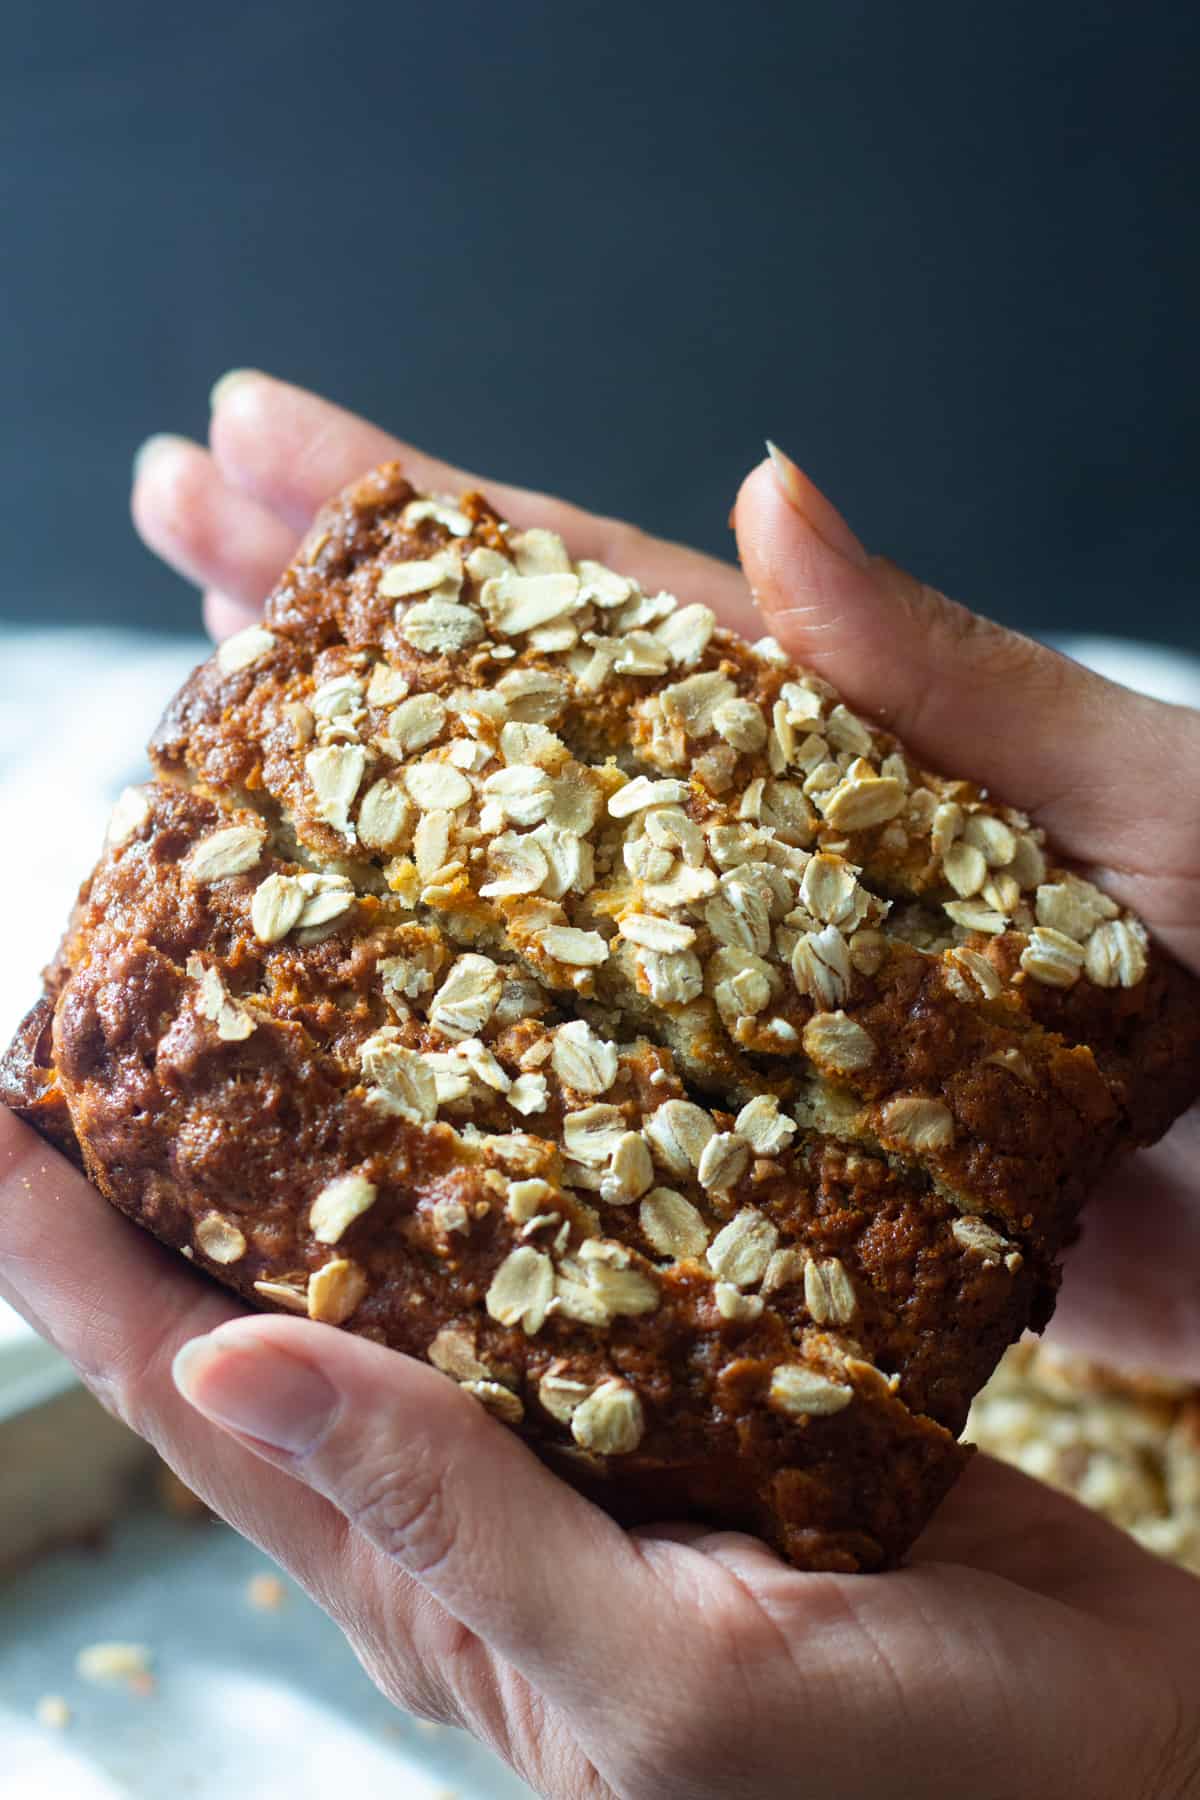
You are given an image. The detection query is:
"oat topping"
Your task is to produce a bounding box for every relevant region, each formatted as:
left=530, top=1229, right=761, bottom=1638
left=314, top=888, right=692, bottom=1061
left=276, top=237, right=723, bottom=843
left=706, top=1208, right=779, bottom=1288
left=570, top=1378, right=645, bottom=1453
left=696, top=1131, right=751, bottom=1195
left=595, top=1130, right=652, bottom=1205
left=715, top=1283, right=765, bottom=1323
left=537, top=926, right=609, bottom=967
left=547, top=1021, right=616, bottom=1096
left=486, top=1245, right=555, bottom=1334
left=563, top=1104, right=628, bottom=1166
left=792, top=925, right=852, bottom=1007
left=538, top=1367, right=593, bottom=1422
left=253, top=1278, right=310, bottom=1313
left=644, top=1100, right=716, bottom=1176
left=768, top=1363, right=853, bottom=1418
left=185, top=823, right=266, bottom=883
left=508, top=1071, right=549, bottom=1114
left=307, top=1257, right=368, bottom=1324
left=943, top=946, right=1002, bottom=1002
left=1020, top=926, right=1085, bottom=990
left=880, top=1096, right=956, bottom=1152
left=1085, top=917, right=1149, bottom=989
left=804, top=1256, right=857, bottom=1326
left=250, top=871, right=354, bottom=943
left=951, top=1216, right=1020, bottom=1268
left=401, top=598, right=484, bottom=653
left=429, top=954, right=502, bottom=1040
left=359, top=1032, right=439, bottom=1121
left=462, top=1379, right=526, bottom=1424
left=309, top=1172, right=378, bottom=1244
left=306, top=743, right=367, bottom=841
left=734, top=1095, right=797, bottom=1156
left=217, top=622, right=275, bottom=674
left=943, top=898, right=1007, bottom=935
left=358, top=778, right=412, bottom=850
left=195, top=1211, right=248, bottom=1264
left=555, top=1240, right=659, bottom=1323
left=639, top=1186, right=710, bottom=1258
left=189, top=957, right=256, bottom=1041
left=801, top=1010, right=876, bottom=1072
left=427, top=1324, right=494, bottom=1382
left=49, top=465, right=1189, bottom=1582
left=402, top=496, right=474, bottom=536
left=106, top=784, right=152, bottom=846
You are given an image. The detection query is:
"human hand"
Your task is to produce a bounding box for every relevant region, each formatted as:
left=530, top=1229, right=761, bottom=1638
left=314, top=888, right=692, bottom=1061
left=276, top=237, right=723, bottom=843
left=0, top=374, right=1196, bottom=1798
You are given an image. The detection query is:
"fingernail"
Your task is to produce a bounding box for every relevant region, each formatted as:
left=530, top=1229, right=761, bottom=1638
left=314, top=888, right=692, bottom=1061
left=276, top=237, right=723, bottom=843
left=132, top=432, right=188, bottom=483
left=764, top=441, right=870, bottom=568
left=209, top=367, right=263, bottom=412
left=172, top=1331, right=338, bottom=1454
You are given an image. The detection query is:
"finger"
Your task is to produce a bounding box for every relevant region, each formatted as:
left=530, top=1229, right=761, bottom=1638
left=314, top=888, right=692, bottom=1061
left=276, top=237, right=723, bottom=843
left=207, top=369, right=761, bottom=636
left=202, top=589, right=258, bottom=642
left=131, top=433, right=300, bottom=610
left=632, top=1520, right=789, bottom=1580
left=909, top=1452, right=1191, bottom=1633
left=1044, top=1107, right=1200, bottom=1381
left=735, top=450, right=1200, bottom=927
left=173, top=1311, right=690, bottom=1720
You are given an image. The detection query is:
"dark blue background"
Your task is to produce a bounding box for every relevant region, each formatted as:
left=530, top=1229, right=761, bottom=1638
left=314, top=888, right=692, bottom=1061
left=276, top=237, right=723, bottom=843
left=4, top=1, right=1197, bottom=644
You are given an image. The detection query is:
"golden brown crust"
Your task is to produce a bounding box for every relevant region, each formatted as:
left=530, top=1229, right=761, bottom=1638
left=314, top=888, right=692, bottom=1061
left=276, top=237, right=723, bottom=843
left=5, top=460, right=1199, bottom=1570
left=1, top=997, right=81, bottom=1168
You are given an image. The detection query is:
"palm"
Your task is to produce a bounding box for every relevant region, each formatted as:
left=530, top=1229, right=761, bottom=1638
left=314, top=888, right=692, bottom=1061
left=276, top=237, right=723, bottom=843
left=2, top=373, right=1197, bottom=1800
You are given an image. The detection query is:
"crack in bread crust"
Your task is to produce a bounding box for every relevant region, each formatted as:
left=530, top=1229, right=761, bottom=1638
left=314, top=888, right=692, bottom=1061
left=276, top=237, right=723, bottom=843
left=4, top=462, right=1199, bottom=1571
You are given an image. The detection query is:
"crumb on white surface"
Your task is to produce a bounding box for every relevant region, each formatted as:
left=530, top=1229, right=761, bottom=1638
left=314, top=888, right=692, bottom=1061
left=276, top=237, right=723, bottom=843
left=246, top=1572, right=287, bottom=1611
left=36, top=1693, right=71, bottom=1728
left=75, top=1641, right=153, bottom=1684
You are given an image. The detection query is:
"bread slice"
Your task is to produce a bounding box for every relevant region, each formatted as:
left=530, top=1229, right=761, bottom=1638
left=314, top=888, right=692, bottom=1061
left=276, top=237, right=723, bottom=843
left=5, top=463, right=1198, bottom=1570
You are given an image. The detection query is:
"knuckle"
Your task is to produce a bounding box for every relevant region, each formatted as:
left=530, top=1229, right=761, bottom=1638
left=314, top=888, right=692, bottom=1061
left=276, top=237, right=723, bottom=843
left=938, top=593, right=1075, bottom=708
left=344, top=1443, right=459, bottom=1579
left=897, top=584, right=1069, bottom=753
left=76, top=1346, right=153, bottom=1439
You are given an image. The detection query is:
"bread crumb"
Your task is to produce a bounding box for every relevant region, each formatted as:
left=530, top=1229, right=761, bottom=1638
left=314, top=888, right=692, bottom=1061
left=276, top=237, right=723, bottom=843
left=36, top=1695, right=70, bottom=1729
left=246, top=1572, right=286, bottom=1611
left=76, top=1642, right=153, bottom=1684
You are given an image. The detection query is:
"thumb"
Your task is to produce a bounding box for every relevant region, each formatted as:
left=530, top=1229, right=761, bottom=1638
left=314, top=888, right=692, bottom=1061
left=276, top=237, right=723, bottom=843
left=172, top=1314, right=676, bottom=1716
left=737, top=448, right=1200, bottom=943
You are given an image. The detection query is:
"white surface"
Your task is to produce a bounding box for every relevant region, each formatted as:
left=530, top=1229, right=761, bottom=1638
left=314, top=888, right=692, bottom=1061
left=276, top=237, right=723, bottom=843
left=0, top=628, right=207, bottom=1044
left=1, top=1505, right=532, bottom=1799
left=1045, top=633, right=1200, bottom=709
left=0, top=630, right=207, bottom=1410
